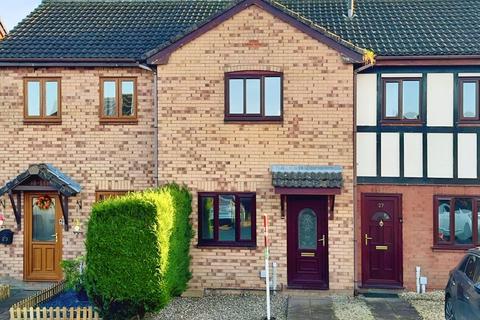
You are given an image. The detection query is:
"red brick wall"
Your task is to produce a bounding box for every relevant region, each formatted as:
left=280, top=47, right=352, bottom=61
left=356, top=184, right=480, bottom=290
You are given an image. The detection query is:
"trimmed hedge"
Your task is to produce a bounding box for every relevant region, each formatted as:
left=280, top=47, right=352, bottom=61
left=84, top=184, right=193, bottom=319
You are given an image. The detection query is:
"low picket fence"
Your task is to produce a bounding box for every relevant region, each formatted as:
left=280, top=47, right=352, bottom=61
left=9, top=281, right=101, bottom=320
left=0, top=284, right=10, bottom=301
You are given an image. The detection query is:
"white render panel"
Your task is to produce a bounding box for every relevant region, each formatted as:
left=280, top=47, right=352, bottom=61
left=458, top=133, right=477, bottom=179
left=357, top=132, right=377, bottom=177
left=356, top=74, right=377, bottom=126
left=427, top=73, right=453, bottom=127
left=381, top=133, right=400, bottom=177
left=381, top=73, right=422, bottom=78
left=427, top=133, right=453, bottom=178
left=404, top=133, right=423, bottom=177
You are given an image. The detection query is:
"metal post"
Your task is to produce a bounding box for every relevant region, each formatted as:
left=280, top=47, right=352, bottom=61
left=264, top=214, right=271, bottom=320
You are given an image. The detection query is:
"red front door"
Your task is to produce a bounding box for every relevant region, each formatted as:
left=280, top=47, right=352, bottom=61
left=361, top=194, right=403, bottom=288
left=287, top=196, right=328, bottom=289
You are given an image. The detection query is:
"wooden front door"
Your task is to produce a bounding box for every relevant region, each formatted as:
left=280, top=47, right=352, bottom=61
left=24, top=193, right=63, bottom=281
left=361, top=193, right=403, bottom=288
left=287, top=196, right=328, bottom=289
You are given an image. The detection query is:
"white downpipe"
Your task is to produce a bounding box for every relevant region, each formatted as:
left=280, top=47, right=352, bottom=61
left=416, top=266, right=421, bottom=294
left=264, top=215, right=271, bottom=320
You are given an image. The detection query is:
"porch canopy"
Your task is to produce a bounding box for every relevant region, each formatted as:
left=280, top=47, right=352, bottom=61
left=0, top=164, right=81, bottom=230
left=271, top=165, right=343, bottom=220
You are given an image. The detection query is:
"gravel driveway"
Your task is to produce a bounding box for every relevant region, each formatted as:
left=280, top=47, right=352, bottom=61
left=148, top=293, right=287, bottom=320
left=400, top=291, right=444, bottom=320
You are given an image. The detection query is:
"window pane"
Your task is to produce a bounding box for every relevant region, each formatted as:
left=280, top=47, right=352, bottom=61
left=229, top=79, right=244, bottom=114
left=455, top=198, right=473, bottom=244
left=402, top=80, right=420, bottom=119
left=385, top=82, right=399, bottom=117
left=103, top=81, right=116, bottom=116
left=298, top=208, right=317, bottom=250
left=27, top=81, right=41, bottom=116
left=219, top=195, right=236, bottom=241
left=201, top=197, right=214, bottom=240
left=45, top=81, right=59, bottom=117
left=265, top=77, right=281, bottom=116
left=463, top=82, right=477, bottom=118
left=246, top=79, right=260, bottom=114
left=240, top=197, right=253, bottom=240
left=121, top=81, right=134, bottom=116
left=438, top=199, right=451, bottom=242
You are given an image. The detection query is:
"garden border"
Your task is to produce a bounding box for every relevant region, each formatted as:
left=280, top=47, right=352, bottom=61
left=9, top=281, right=101, bottom=320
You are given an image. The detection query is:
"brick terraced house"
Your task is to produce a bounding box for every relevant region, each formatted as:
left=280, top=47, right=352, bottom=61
left=0, top=0, right=479, bottom=294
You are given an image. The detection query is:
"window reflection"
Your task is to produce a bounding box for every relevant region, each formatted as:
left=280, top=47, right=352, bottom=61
left=45, top=81, right=58, bottom=117
left=402, top=80, right=420, bottom=119
left=246, top=79, right=261, bottom=114
left=121, top=81, right=134, bottom=116
left=438, top=199, right=451, bottom=242
left=463, top=82, right=477, bottom=118
left=229, top=79, right=244, bottom=114
left=219, top=195, right=236, bottom=241
left=27, top=81, right=41, bottom=116
left=240, top=197, right=253, bottom=240
left=103, top=81, right=116, bottom=116
left=385, top=82, right=399, bottom=117
left=265, top=77, right=281, bottom=116
left=455, top=198, right=473, bottom=244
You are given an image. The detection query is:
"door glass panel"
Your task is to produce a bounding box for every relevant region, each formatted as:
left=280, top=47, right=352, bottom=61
left=385, top=82, right=399, bottom=117
left=298, top=208, right=317, bottom=250
left=371, top=212, right=391, bottom=221
left=32, top=197, right=56, bottom=242
left=455, top=198, right=473, bottom=244
left=438, top=199, right=451, bottom=242
left=219, top=195, right=235, bottom=241
left=201, top=196, right=214, bottom=240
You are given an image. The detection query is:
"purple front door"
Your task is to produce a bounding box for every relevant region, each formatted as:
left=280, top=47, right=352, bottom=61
left=361, top=194, right=403, bottom=288
left=287, top=196, right=328, bottom=289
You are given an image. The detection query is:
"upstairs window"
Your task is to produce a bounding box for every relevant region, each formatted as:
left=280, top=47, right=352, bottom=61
left=100, top=78, right=137, bottom=123
left=24, top=78, right=61, bottom=123
left=198, top=192, right=256, bottom=247
left=225, top=71, right=282, bottom=121
left=460, top=79, right=480, bottom=122
left=382, top=78, right=422, bottom=123
left=435, top=196, right=480, bottom=248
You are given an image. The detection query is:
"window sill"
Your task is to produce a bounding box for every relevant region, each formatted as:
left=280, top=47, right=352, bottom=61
left=457, top=122, right=480, bottom=127
left=224, top=118, right=283, bottom=124
left=196, top=243, right=257, bottom=250
left=99, top=118, right=138, bottom=125
left=23, top=119, right=62, bottom=125
left=380, top=121, right=424, bottom=126
left=431, top=245, right=476, bottom=252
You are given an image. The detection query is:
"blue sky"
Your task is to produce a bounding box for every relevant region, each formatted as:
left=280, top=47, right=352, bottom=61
left=2, top=0, right=42, bottom=31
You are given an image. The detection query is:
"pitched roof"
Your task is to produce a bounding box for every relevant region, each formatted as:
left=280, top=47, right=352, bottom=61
left=0, top=0, right=479, bottom=63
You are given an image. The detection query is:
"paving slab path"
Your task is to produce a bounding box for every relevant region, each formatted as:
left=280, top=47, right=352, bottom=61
left=0, top=289, right=37, bottom=320
left=362, top=296, right=421, bottom=320
left=287, top=297, right=336, bottom=320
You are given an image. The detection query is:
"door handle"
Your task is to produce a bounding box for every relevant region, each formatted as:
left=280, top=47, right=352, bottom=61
left=365, top=234, right=373, bottom=246
left=318, top=234, right=326, bottom=247
left=51, top=233, right=58, bottom=243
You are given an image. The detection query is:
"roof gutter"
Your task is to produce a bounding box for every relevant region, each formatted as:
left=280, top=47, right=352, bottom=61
left=0, top=57, right=144, bottom=68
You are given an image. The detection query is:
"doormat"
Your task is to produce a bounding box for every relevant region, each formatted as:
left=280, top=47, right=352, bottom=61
left=361, top=292, right=399, bottom=298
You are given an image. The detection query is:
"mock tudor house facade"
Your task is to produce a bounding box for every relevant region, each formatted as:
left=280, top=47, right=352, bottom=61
left=0, top=0, right=478, bottom=294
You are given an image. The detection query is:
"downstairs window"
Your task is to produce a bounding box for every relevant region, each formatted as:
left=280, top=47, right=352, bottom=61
left=435, top=196, right=480, bottom=248
left=198, top=192, right=256, bottom=247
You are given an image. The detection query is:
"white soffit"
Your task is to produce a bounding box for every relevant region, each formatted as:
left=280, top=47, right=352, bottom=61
left=427, top=73, right=453, bottom=127
left=404, top=133, right=423, bottom=178
left=357, top=132, right=377, bottom=177
left=459, top=73, right=480, bottom=77
left=458, top=133, right=477, bottom=179
left=356, top=74, right=377, bottom=126
left=427, top=133, right=453, bottom=178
